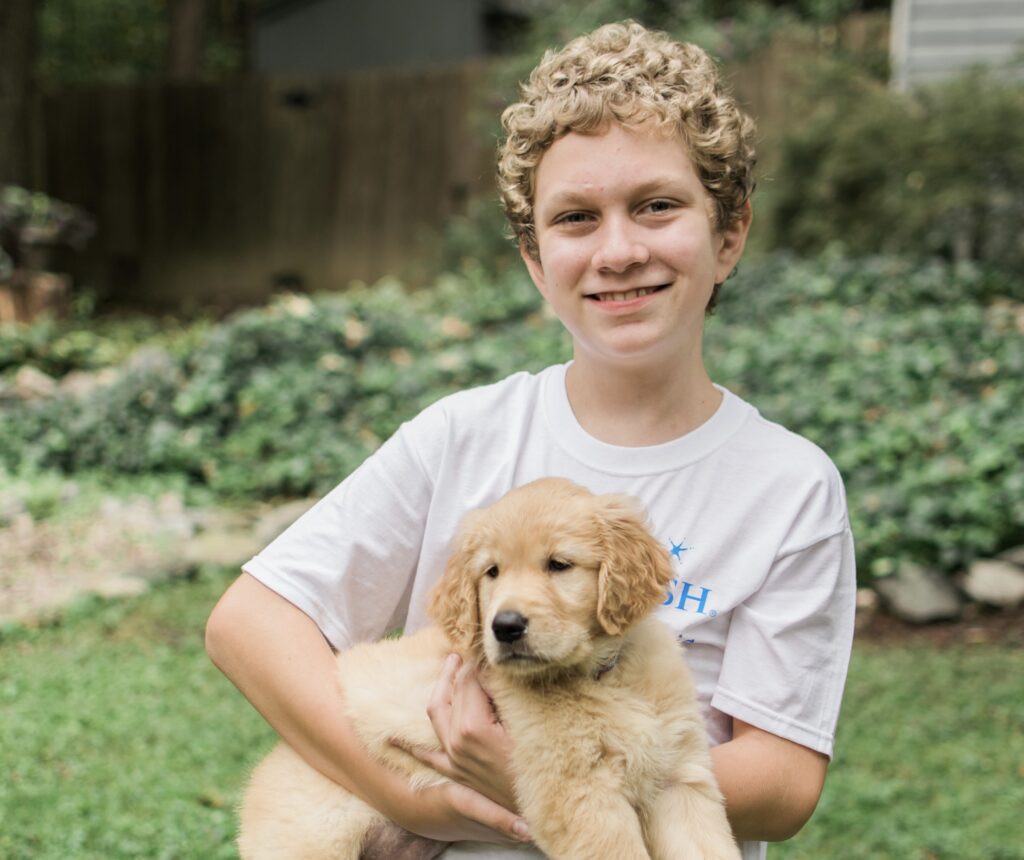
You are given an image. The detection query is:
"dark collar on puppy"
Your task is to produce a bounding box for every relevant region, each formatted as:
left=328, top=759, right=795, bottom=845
left=592, top=650, right=621, bottom=681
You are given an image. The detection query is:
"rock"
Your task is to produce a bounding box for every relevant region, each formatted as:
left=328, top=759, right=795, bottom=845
left=0, top=492, right=28, bottom=526
left=92, top=576, right=150, bottom=599
left=10, top=512, right=35, bottom=539
left=13, top=365, right=57, bottom=399
left=98, top=494, right=194, bottom=541
left=184, top=529, right=264, bottom=569
left=126, top=345, right=177, bottom=375
left=874, top=562, right=964, bottom=624
left=854, top=587, right=879, bottom=632
left=254, top=498, right=318, bottom=545
left=856, top=588, right=879, bottom=613
left=191, top=508, right=255, bottom=534
left=996, top=545, right=1024, bottom=568
left=59, top=367, right=119, bottom=399
left=960, top=559, right=1024, bottom=608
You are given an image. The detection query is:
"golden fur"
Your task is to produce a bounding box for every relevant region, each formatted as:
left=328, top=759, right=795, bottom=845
left=238, top=478, right=740, bottom=859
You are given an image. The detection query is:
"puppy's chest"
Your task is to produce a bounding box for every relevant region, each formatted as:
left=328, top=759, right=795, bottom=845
left=495, top=680, right=674, bottom=789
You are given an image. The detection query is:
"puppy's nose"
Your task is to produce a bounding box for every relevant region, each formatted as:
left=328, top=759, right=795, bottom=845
left=492, top=611, right=529, bottom=643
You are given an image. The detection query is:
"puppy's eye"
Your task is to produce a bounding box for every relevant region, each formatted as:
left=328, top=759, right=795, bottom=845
left=484, top=565, right=499, bottom=578
left=546, top=558, right=572, bottom=573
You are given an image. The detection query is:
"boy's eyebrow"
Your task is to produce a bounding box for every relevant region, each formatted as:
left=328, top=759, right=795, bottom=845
left=540, top=176, right=695, bottom=212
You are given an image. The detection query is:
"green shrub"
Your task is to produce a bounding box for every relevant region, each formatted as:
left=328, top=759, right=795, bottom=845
left=708, top=252, right=1024, bottom=575
left=2, top=253, right=1021, bottom=581
left=0, top=267, right=568, bottom=499
left=0, top=313, right=207, bottom=378
left=767, top=62, right=1024, bottom=274
left=0, top=185, right=95, bottom=275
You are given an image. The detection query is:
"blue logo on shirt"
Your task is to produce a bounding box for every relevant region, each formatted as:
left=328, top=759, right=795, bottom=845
left=662, top=538, right=717, bottom=618
left=669, top=539, right=690, bottom=561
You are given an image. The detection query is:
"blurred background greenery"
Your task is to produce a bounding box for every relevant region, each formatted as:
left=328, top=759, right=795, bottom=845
left=1, top=1, right=1022, bottom=857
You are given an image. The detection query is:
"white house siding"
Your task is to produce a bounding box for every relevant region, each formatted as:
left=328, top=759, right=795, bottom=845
left=891, top=0, right=1024, bottom=89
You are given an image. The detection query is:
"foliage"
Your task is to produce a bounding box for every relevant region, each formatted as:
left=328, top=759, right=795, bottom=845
left=0, top=186, right=95, bottom=276
left=767, top=61, right=1024, bottom=275
left=0, top=465, right=204, bottom=526
left=37, top=0, right=168, bottom=86
left=0, top=265, right=568, bottom=500
left=707, top=252, right=1024, bottom=576
left=2, top=567, right=1021, bottom=858
left=0, top=312, right=207, bottom=378
left=2, top=252, right=1022, bottom=581
left=488, top=0, right=803, bottom=117
left=36, top=0, right=248, bottom=86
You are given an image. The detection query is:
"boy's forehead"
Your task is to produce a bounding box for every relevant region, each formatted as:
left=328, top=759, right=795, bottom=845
left=533, top=122, right=701, bottom=203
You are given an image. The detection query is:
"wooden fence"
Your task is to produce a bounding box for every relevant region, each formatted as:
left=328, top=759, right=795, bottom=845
left=27, top=63, right=492, bottom=311
left=18, top=15, right=887, bottom=313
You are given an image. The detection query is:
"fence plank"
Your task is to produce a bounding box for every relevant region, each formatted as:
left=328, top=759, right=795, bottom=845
left=28, top=64, right=491, bottom=312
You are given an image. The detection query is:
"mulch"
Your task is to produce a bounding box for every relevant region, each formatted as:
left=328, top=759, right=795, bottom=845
left=855, top=604, right=1024, bottom=649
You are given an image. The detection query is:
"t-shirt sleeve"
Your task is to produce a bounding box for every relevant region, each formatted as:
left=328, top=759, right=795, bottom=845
left=711, top=525, right=856, bottom=758
left=242, top=405, right=445, bottom=651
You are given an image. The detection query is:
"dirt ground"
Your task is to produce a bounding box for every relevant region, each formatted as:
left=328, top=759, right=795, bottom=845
left=856, top=603, right=1024, bottom=648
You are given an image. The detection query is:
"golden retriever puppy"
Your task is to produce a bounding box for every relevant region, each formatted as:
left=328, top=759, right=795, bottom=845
left=238, top=478, right=740, bottom=860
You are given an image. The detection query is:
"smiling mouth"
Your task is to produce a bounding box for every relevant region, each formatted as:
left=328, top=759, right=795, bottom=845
left=588, top=284, right=670, bottom=302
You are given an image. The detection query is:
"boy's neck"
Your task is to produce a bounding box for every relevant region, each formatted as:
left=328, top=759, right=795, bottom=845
left=564, top=357, right=722, bottom=447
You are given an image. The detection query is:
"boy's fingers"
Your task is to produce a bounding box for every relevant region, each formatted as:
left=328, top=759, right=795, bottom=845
left=452, top=666, right=498, bottom=733
left=447, top=782, right=530, bottom=844
left=390, top=738, right=453, bottom=777
left=426, top=654, right=460, bottom=745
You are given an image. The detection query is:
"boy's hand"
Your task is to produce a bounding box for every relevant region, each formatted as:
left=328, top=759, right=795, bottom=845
left=392, top=654, right=529, bottom=842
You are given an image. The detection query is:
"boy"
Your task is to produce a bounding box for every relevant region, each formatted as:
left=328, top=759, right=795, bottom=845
left=206, top=21, right=856, bottom=860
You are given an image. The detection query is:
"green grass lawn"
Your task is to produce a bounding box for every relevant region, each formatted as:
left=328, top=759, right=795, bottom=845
left=1, top=568, right=1022, bottom=859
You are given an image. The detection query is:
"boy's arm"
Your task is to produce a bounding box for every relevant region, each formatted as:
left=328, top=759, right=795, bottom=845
left=204, top=572, right=529, bottom=845
left=711, top=718, right=829, bottom=842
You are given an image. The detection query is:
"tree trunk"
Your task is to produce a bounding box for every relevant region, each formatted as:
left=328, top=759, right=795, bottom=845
left=0, top=0, right=36, bottom=184
left=166, top=0, right=208, bottom=81
left=235, top=0, right=257, bottom=75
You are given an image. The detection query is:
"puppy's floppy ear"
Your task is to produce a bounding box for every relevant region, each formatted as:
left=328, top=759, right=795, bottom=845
left=593, top=495, right=673, bottom=636
left=427, top=514, right=483, bottom=657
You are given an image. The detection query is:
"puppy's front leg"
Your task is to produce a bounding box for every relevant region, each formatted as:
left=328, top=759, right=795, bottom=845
left=526, top=784, right=651, bottom=860
left=644, top=780, right=741, bottom=860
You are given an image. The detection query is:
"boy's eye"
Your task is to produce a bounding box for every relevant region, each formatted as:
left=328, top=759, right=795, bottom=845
left=546, top=558, right=573, bottom=572
left=555, top=211, right=591, bottom=225
left=643, top=199, right=676, bottom=214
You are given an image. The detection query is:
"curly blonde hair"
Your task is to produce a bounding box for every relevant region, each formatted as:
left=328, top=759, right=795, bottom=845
left=498, top=21, right=757, bottom=263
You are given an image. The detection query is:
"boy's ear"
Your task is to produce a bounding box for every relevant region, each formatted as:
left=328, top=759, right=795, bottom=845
left=714, top=201, right=752, bottom=284
left=519, top=242, right=549, bottom=299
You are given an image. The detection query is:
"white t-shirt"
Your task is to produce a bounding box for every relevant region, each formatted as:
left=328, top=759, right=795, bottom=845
left=244, top=363, right=857, bottom=860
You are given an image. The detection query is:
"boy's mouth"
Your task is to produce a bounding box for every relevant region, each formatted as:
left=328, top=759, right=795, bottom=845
left=588, top=284, right=670, bottom=303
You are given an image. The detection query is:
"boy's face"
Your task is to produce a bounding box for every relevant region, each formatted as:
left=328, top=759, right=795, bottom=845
left=521, top=122, right=750, bottom=372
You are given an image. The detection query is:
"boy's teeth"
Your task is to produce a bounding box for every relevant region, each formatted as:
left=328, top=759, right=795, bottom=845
left=595, top=287, right=657, bottom=302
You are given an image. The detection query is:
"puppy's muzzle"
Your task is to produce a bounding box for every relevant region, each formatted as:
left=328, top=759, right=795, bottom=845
left=492, top=611, right=529, bottom=643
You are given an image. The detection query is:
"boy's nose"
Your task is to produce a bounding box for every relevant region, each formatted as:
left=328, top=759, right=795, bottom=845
left=591, top=219, right=650, bottom=273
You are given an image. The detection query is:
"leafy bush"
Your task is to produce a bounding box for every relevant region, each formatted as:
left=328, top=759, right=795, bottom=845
left=0, top=185, right=95, bottom=276
left=0, top=314, right=205, bottom=378
left=2, top=253, right=1021, bottom=581
left=708, top=252, right=1024, bottom=576
left=767, top=62, right=1024, bottom=275
left=0, top=266, right=568, bottom=499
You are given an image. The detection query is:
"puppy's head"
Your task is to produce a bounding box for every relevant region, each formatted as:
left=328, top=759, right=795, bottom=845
left=428, top=478, right=672, bottom=679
